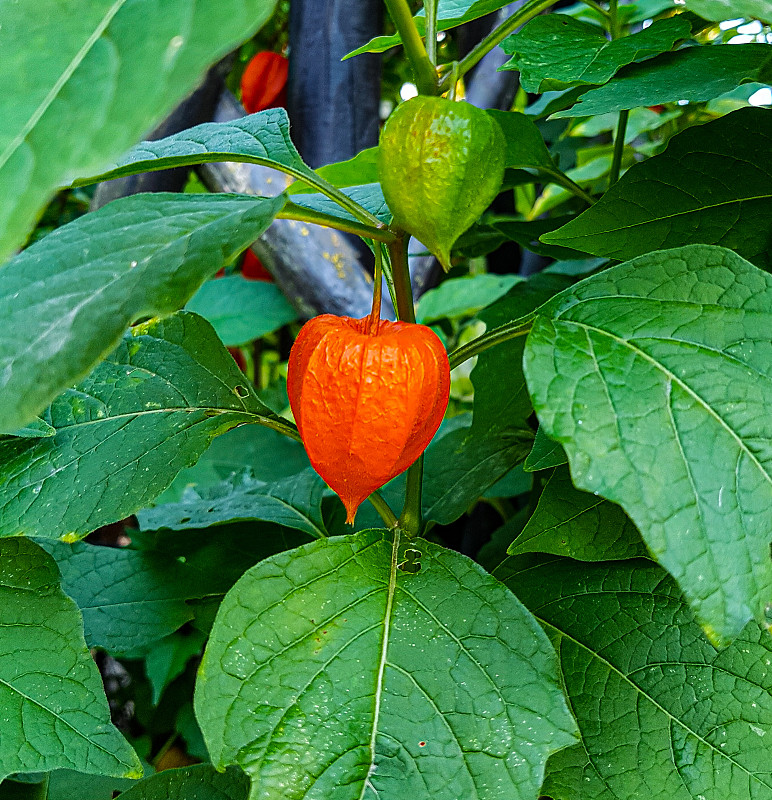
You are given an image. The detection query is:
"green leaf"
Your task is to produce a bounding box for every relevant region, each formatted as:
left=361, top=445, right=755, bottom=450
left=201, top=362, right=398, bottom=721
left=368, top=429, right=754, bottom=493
left=507, top=466, right=648, bottom=561
left=0, top=312, right=289, bottom=541
left=38, top=519, right=311, bottom=654
left=0, top=0, right=277, bottom=262
left=47, top=770, right=134, bottom=800
left=554, top=43, right=772, bottom=117
left=287, top=146, right=379, bottom=194
left=186, top=275, right=297, bottom=346
left=542, top=108, right=772, bottom=269
left=500, top=14, right=690, bottom=92
left=144, top=631, right=207, bottom=705
left=290, top=182, right=391, bottom=225
left=0, top=537, right=141, bottom=781
left=78, top=109, right=315, bottom=193
left=115, top=765, right=249, bottom=800
left=195, top=530, right=577, bottom=798
left=523, top=426, right=567, bottom=472
left=523, top=244, right=772, bottom=645
left=0, top=192, right=285, bottom=435
left=156, top=424, right=310, bottom=504
left=487, top=110, right=558, bottom=171
left=0, top=417, right=56, bottom=439
left=423, top=275, right=571, bottom=524
left=416, top=274, right=522, bottom=323
left=137, top=468, right=328, bottom=539
left=501, top=556, right=772, bottom=800
left=685, top=0, right=772, bottom=23
left=344, top=0, right=513, bottom=58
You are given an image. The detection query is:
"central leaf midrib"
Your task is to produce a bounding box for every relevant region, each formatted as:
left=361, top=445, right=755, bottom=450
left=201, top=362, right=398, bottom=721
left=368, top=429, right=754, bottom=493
left=550, top=191, right=771, bottom=241
left=560, top=318, right=772, bottom=488
left=357, top=529, right=400, bottom=800
left=0, top=0, right=128, bottom=172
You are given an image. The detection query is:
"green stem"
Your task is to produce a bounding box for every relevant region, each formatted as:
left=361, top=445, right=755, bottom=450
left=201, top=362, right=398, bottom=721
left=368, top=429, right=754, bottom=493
left=424, top=0, right=438, bottom=64
left=383, top=0, right=439, bottom=95
left=367, top=242, right=384, bottom=332
left=388, top=234, right=423, bottom=536
left=448, top=317, right=533, bottom=369
left=368, top=490, right=399, bottom=528
left=400, top=455, right=424, bottom=539
left=387, top=234, right=417, bottom=323
left=538, top=168, right=595, bottom=206
left=279, top=201, right=396, bottom=243
left=580, top=0, right=610, bottom=17
left=438, top=0, right=555, bottom=93
left=608, top=109, right=628, bottom=187
left=608, top=0, right=621, bottom=39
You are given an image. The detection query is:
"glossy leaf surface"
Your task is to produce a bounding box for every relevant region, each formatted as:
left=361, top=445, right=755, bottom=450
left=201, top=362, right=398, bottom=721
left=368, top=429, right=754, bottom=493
left=138, top=468, right=328, bottom=539
left=502, top=556, right=772, bottom=800
left=0, top=312, right=286, bottom=541
left=187, top=275, right=297, bottom=346
left=117, top=765, right=249, bottom=800
left=524, top=245, right=772, bottom=644
left=0, top=0, right=277, bottom=262
left=196, top=530, right=577, bottom=799
left=0, top=538, right=141, bottom=781
left=500, top=14, right=690, bottom=92
left=542, top=109, right=772, bottom=269
left=507, top=466, right=647, bottom=561
left=0, top=192, right=284, bottom=435
left=555, top=44, right=772, bottom=117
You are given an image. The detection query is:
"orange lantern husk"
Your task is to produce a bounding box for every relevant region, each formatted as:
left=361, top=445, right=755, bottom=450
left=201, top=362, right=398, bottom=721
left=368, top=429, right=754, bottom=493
left=240, top=51, right=289, bottom=114
left=287, top=314, right=450, bottom=524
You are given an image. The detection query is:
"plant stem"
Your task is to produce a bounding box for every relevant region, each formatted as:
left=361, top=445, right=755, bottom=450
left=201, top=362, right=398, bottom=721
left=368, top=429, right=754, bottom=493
left=400, top=455, right=424, bottom=538
left=539, top=168, right=595, bottom=206
left=280, top=201, right=396, bottom=243
left=383, top=0, right=439, bottom=95
left=368, top=490, right=399, bottom=528
left=387, top=234, right=417, bottom=323
left=424, top=0, right=438, bottom=64
left=367, top=243, right=384, bottom=333
left=387, top=233, right=423, bottom=536
left=448, top=317, right=533, bottom=369
left=608, top=109, right=628, bottom=187
left=438, top=0, right=555, bottom=93
left=580, top=0, right=610, bottom=17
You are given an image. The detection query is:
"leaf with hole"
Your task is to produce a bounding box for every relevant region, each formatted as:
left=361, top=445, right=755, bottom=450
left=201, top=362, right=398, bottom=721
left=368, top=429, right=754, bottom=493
left=195, top=530, right=577, bottom=799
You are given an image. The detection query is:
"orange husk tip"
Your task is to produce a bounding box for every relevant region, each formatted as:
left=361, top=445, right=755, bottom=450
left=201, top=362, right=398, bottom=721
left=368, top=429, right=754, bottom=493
left=287, top=314, right=451, bottom=524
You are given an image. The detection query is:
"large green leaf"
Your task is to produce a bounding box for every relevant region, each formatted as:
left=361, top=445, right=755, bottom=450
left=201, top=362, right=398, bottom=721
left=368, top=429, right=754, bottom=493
left=344, top=0, right=513, bottom=58
left=116, top=765, right=249, bottom=800
left=0, top=537, right=141, bottom=781
left=554, top=43, right=772, bottom=117
left=0, top=192, right=285, bottom=435
left=0, top=0, right=277, bottom=262
left=523, top=245, right=772, bottom=645
left=500, top=14, right=690, bottom=92
left=39, top=521, right=311, bottom=655
left=77, top=109, right=315, bottom=191
left=500, top=556, right=772, bottom=800
left=685, top=0, right=772, bottom=23
left=186, top=275, right=297, bottom=347
left=542, top=108, right=772, bottom=269
left=195, top=530, right=577, bottom=799
left=415, top=274, right=522, bottom=323
left=0, top=312, right=291, bottom=541
left=506, top=466, right=647, bottom=561
left=138, top=468, right=328, bottom=539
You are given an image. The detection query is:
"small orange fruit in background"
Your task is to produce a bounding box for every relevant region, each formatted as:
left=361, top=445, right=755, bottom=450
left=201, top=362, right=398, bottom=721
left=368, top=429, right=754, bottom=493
left=287, top=314, right=450, bottom=524
left=240, top=51, right=289, bottom=114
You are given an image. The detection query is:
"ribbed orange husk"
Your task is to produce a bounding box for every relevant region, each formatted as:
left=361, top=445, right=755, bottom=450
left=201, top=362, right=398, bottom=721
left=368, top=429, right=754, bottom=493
left=287, top=315, right=450, bottom=524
